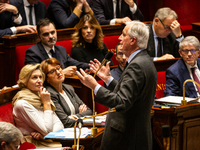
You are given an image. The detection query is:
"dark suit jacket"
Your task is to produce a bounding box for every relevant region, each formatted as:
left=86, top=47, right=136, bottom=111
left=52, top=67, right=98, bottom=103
left=91, top=0, right=144, bottom=25
left=95, top=50, right=157, bottom=150
left=46, top=84, right=92, bottom=128
left=9, top=0, right=46, bottom=25
left=24, top=42, right=89, bottom=70
left=0, top=11, right=14, bottom=37
left=164, top=58, right=200, bottom=98
left=46, top=0, right=91, bottom=29
left=145, top=23, right=180, bottom=59
left=110, top=66, right=123, bottom=81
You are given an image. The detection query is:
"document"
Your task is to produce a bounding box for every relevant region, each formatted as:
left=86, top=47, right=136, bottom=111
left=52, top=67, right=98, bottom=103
left=44, top=127, right=91, bottom=139
left=155, top=96, right=199, bottom=105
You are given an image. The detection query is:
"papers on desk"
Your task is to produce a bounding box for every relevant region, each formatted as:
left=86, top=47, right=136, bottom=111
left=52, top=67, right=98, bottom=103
left=155, top=96, right=199, bottom=105
left=82, top=115, right=106, bottom=125
left=44, top=127, right=91, bottom=139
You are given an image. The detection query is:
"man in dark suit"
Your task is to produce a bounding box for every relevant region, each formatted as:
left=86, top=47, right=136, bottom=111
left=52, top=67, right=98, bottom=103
left=76, top=21, right=157, bottom=150
left=0, top=0, right=36, bottom=37
left=46, top=0, right=93, bottom=29
left=110, top=42, right=128, bottom=80
left=146, top=7, right=184, bottom=61
left=165, top=36, right=200, bottom=98
left=91, top=0, right=144, bottom=25
left=9, top=0, right=46, bottom=25
left=25, top=18, right=89, bottom=76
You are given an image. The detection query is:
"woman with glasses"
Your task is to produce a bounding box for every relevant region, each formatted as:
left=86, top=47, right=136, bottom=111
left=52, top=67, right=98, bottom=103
left=40, top=58, right=92, bottom=128
left=71, top=14, right=113, bottom=65
left=12, top=64, right=64, bottom=148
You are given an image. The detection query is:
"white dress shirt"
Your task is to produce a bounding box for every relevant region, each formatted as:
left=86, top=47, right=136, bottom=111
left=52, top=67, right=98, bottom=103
left=23, top=0, right=36, bottom=25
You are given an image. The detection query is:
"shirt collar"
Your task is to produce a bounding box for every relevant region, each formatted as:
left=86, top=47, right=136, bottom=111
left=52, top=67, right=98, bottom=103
left=185, top=60, right=198, bottom=70
left=23, top=0, right=32, bottom=7
left=127, top=48, right=144, bottom=63
left=152, top=25, right=159, bottom=38
left=41, top=43, right=55, bottom=53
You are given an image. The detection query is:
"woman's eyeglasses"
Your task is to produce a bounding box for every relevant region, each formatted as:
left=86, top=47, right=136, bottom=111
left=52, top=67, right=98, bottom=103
left=47, top=65, right=62, bottom=75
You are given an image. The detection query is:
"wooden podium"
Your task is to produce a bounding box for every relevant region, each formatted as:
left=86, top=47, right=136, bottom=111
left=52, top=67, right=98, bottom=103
left=152, top=102, right=200, bottom=150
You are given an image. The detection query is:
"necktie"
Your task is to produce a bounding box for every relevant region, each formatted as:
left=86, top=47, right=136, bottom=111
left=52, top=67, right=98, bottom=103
left=116, top=0, right=120, bottom=18
left=191, top=67, right=200, bottom=92
left=28, top=5, right=33, bottom=25
left=124, top=62, right=128, bottom=70
left=157, top=37, right=162, bottom=57
left=50, top=49, right=57, bottom=59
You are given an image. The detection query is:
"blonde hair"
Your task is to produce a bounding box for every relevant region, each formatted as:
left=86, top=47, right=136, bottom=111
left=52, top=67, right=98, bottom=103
left=72, top=14, right=104, bottom=49
left=17, top=64, right=45, bottom=89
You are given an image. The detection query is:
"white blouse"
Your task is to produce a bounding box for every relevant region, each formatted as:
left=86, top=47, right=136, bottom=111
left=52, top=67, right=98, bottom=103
left=13, top=99, right=64, bottom=136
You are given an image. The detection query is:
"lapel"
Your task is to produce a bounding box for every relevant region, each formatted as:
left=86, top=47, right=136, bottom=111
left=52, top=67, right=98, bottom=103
left=180, top=59, right=197, bottom=97
left=38, top=42, right=50, bottom=60
left=107, top=0, right=114, bottom=18
left=147, top=24, right=156, bottom=57
left=18, top=0, right=27, bottom=25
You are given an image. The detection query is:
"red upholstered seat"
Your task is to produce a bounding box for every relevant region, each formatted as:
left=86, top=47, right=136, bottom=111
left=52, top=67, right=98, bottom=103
left=95, top=80, right=109, bottom=113
left=103, top=35, right=120, bottom=66
left=19, top=142, right=36, bottom=150
left=0, top=103, right=14, bottom=125
left=56, top=40, right=72, bottom=56
left=156, top=71, right=166, bottom=99
left=40, top=0, right=51, bottom=8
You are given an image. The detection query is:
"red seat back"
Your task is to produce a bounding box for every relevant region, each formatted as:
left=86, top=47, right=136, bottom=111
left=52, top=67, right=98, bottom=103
left=156, top=71, right=166, bottom=99
left=0, top=103, right=14, bottom=125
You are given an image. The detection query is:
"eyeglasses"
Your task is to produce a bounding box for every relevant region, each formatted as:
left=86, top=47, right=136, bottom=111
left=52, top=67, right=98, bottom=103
left=159, top=19, right=171, bottom=30
left=47, top=65, right=62, bottom=75
left=181, top=49, right=199, bottom=54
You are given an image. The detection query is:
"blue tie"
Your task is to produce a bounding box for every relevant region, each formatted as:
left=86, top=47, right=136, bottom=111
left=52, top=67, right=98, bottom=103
left=50, top=49, right=57, bottom=59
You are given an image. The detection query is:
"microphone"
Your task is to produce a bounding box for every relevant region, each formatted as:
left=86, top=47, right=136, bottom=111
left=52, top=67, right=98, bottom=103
left=93, top=51, right=114, bottom=77
left=162, top=125, right=170, bottom=150
left=91, top=51, right=114, bottom=136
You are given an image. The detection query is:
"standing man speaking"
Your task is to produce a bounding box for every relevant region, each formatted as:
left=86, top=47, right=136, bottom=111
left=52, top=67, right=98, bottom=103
left=76, top=21, right=157, bottom=150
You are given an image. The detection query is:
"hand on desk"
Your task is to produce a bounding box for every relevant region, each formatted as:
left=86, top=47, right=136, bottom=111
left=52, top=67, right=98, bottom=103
left=156, top=54, right=175, bottom=61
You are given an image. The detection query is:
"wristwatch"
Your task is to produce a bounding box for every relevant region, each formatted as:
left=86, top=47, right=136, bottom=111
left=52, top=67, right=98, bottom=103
left=176, top=34, right=183, bottom=39
left=13, top=12, right=19, bottom=17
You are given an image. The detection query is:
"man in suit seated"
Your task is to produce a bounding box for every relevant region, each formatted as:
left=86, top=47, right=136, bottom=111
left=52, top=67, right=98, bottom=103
left=92, top=0, right=144, bottom=25
left=25, top=18, right=89, bottom=76
left=9, top=0, right=46, bottom=25
left=0, top=122, right=23, bottom=150
left=164, top=36, right=200, bottom=98
left=145, top=7, right=184, bottom=61
left=111, top=42, right=128, bottom=80
left=0, top=0, right=36, bottom=38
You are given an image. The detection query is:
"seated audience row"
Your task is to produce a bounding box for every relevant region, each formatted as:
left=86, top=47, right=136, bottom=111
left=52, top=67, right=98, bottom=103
left=12, top=59, right=92, bottom=148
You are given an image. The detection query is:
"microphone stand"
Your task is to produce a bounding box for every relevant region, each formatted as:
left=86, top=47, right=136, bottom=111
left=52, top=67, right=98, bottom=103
left=182, top=79, right=200, bottom=105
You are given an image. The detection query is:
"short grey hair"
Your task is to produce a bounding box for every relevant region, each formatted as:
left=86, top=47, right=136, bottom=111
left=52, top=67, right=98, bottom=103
left=0, top=122, right=23, bottom=144
left=179, top=36, right=200, bottom=50
left=154, top=7, right=178, bottom=21
left=126, top=21, right=149, bottom=49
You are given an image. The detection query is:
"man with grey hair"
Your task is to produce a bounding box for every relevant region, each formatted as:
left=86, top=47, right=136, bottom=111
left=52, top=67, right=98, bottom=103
left=146, top=7, right=184, bottom=61
left=0, top=122, right=23, bottom=150
left=76, top=21, right=157, bottom=150
left=164, top=36, right=200, bottom=98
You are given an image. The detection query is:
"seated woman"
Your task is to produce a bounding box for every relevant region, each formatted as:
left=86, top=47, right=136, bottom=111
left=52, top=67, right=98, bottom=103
left=71, top=14, right=113, bottom=65
left=12, top=64, right=64, bottom=148
left=46, top=0, right=93, bottom=29
left=40, top=58, right=92, bottom=128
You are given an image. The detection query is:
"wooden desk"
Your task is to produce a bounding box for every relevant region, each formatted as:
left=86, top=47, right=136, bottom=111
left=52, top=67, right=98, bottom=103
left=152, top=103, right=200, bottom=150
left=153, top=58, right=179, bottom=72
left=192, top=22, right=200, bottom=40
left=53, top=127, right=104, bottom=150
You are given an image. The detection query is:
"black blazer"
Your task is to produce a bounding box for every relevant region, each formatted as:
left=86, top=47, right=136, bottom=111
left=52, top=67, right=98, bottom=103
left=0, top=11, right=14, bottom=37
left=91, top=0, right=144, bottom=25
left=24, top=42, right=89, bottom=70
left=95, top=50, right=157, bottom=149
left=46, top=84, right=92, bottom=127
left=10, top=0, right=46, bottom=25
left=46, top=0, right=91, bottom=29
left=145, top=23, right=180, bottom=59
